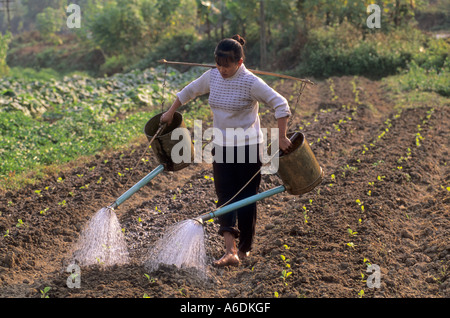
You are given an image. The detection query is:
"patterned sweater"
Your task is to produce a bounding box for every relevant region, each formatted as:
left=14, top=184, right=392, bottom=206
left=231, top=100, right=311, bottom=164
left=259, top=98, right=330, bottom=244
left=177, top=64, right=291, bottom=147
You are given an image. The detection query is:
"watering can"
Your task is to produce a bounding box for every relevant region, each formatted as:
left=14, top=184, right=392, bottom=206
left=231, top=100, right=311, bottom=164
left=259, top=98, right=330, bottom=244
left=195, top=132, right=323, bottom=224
left=109, top=112, right=194, bottom=209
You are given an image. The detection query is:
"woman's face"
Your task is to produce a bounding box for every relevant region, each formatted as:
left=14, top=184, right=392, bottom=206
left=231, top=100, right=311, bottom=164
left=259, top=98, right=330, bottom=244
left=216, top=58, right=243, bottom=79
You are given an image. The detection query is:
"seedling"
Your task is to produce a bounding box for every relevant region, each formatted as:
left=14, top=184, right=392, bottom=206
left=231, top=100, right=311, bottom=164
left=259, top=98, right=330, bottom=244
left=347, top=228, right=358, bottom=237
left=40, top=286, right=51, bottom=298
left=363, top=258, right=371, bottom=267
left=280, top=254, right=291, bottom=268
left=40, top=207, right=49, bottom=215
left=144, top=273, right=157, bottom=283
left=280, top=269, right=292, bottom=285
left=16, top=219, right=25, bottom=228
left=346, top=242, right=356, bottom=249
left=302, top=206, right=309, bottom=224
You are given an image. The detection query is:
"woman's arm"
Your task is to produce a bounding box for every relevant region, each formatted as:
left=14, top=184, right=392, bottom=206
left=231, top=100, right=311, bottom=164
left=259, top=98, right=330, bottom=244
left=251, top=78, right=293, bottom=153
left=277, top=116, right=293, bottom=153
left=160, top=70, right=211, bottom=125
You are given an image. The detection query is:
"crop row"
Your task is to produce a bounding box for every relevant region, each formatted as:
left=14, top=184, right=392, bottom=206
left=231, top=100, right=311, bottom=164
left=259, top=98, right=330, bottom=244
left=0, top=67, right=202, bottom=182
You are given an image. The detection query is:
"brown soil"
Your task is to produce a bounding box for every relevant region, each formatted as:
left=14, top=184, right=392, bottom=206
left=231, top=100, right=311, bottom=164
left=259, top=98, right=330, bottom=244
left=0, top=76, right=449, bottom=303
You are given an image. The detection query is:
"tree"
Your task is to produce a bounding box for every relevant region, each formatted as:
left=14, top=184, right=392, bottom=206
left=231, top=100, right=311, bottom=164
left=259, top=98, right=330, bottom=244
left=0, top=31, right=11, bottom=76
left=36, top=7, right=64, bottom=38
left=90, top=0, right=147, bottom=55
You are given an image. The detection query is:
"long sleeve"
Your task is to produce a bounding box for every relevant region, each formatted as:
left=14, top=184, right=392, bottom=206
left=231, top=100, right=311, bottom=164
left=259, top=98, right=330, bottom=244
left=250, top=77, right=291, bottom=119
left=176, top=70, right=211, bottom=105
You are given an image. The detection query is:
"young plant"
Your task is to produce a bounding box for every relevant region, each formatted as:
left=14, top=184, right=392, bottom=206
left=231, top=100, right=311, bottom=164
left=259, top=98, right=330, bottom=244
left=280, top=269, right=292, bottom=286
left=302, top=206, right=309, bottom=224
left=40, top=287, right=51, bottom=298
left=40, top=207, right=49, bottom=215
left=347, top=228, right=358, bottom=237
left=280, top=254, right=292, bottom=285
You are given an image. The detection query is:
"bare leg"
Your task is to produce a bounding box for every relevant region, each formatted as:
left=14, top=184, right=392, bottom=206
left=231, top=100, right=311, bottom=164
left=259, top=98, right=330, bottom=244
left=213, top=231, right=240, bottom=267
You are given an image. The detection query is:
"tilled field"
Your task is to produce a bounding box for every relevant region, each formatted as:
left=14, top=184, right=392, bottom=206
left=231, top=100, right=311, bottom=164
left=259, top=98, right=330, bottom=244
left=0, top=76, right=448, bottom=299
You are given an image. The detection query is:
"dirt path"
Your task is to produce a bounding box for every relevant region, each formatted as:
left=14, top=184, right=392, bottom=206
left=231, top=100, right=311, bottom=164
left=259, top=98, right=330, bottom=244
left=0, top=76, right=448, bottom=299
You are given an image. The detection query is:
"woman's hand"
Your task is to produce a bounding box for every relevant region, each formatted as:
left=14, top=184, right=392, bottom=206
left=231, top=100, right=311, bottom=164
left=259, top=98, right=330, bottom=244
left=277, top=116, right=293, bottom=154
left=160, top=97, right=182, bottom=126
left=279, top=135, right=293, bottom=154
left=160, top=110, right=174, bottom=125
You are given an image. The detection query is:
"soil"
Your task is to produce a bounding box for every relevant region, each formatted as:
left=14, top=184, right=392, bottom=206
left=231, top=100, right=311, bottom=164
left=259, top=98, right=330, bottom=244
left=0, top=76, right=449, bottom=301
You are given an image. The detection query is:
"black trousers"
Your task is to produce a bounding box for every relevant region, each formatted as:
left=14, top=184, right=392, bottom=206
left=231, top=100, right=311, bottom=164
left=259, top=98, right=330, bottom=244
left=212, top=144, right=262, bottom=253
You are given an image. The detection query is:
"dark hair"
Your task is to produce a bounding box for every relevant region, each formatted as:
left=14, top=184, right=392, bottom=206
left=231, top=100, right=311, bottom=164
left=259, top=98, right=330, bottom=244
left=214, top=35, right=246, bottom=66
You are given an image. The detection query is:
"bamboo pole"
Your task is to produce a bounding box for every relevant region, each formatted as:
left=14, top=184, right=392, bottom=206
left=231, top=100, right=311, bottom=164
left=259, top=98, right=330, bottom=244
left=158, top=59, right=315, bottom=85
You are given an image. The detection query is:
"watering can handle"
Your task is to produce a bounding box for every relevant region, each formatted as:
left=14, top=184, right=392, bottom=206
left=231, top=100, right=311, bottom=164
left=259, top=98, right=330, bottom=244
left=147, top=123, right=166, bottom=146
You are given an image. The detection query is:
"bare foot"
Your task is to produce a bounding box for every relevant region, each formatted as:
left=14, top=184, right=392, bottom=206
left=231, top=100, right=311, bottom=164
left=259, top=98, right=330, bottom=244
left=238, top=251, right=250, bottom=259
left=213, top=253, right=240, bottom=267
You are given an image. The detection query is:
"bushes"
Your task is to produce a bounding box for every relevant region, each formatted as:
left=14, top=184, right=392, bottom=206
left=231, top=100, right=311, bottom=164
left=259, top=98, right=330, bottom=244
left=295, top=23, right=450, bottom=80
left=133, top=31, right=218, bottom=70
left=392, top=58, right=450, bottom=97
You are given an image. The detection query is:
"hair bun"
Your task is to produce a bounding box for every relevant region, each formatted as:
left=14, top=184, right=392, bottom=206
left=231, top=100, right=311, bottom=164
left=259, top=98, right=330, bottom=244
left=232, top=34, right=246, bottom=47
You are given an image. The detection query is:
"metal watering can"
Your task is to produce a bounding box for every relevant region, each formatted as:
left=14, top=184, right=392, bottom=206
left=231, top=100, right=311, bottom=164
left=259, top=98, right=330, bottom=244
left=195, top=132, right=323, bottom=224
left=109, top=112, right=194, bottom=209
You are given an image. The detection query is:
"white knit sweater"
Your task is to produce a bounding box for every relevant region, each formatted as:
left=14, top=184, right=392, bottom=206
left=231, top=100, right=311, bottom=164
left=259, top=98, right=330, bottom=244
left=176, top=64, right=291, bottom=147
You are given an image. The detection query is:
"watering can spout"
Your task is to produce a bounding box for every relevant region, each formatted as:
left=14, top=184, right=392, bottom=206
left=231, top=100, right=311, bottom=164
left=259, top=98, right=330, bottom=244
left=110, top=164, right=165, bottom=209
left=195, top=186, right=286, bottom=224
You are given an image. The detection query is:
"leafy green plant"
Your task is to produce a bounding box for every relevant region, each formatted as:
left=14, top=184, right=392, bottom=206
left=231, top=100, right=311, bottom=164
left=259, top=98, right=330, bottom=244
left=40, top=286, right=51, bottom=298
left=0, top=67, right=202, bottom=191
left=347, top=228, right=358, bottom=237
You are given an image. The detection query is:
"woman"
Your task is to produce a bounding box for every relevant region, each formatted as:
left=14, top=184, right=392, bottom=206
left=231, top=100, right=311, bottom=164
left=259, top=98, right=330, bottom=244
left=160, top=35, right=293, bottom=267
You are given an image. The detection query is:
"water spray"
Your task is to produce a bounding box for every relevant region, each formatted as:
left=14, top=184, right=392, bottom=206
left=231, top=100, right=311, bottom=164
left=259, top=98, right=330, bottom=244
left=71, top=124, right=167, bottom=267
